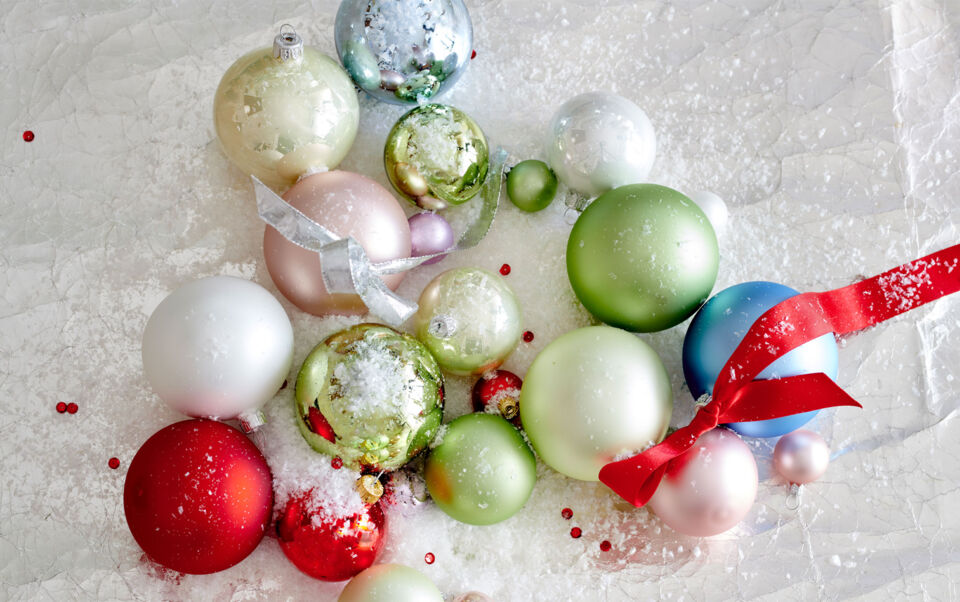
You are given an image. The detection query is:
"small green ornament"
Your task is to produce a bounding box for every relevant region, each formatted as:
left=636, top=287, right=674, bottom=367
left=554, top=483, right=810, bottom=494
left=425, top=413, right=536, bottom=525
left=341, top=39, right=381, bottom=90
left=384, top=104, right=489, bottom=208
left=338, top=564, right=443, bottom=602
left=506, top=160, right=558, bottom=212
left=394, top=71, right=441, bottom=102
left=295, top=324, right=444, bottom=471
left=566, top=184, right=719, bottom=333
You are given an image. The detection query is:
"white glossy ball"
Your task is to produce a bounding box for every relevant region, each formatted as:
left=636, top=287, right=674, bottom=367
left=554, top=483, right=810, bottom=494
left=545, top=92, right=656, bottom=198
left=686, top=190, right=728, bottom=238
left=142, top=276, right=294, bottom=421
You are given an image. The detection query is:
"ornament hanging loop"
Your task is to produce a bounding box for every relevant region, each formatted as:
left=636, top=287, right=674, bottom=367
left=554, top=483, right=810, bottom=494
left=274, top=24, right=303, bottom=62
left=785, top=483, right=801, bottom=510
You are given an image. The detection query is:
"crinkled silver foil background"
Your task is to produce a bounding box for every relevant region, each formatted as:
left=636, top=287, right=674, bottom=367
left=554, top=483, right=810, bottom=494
left=1, top=0, right=958, bottom=600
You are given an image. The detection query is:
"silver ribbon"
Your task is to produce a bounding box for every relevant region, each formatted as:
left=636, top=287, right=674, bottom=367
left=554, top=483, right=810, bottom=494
left=254, top=147, right=508, bottom=326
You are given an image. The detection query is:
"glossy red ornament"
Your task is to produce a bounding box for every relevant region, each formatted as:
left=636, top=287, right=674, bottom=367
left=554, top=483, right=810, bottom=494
left=123, top=419, right=273, bottom=575
left=276, top=490, right=387, bottom=582
left=471, top=369, right=523, bottom=426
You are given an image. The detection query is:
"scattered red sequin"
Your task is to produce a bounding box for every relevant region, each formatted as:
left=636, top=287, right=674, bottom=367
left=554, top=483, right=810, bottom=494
left=600, top=540, right=612, bottom=552
left=470, top=49, right=477, bottom=60
left=424, top=552, right=435, bottom=565
left=561, top=507, right=573, bottom=520
left=22, top=130, right=34, bottom=142
left=56, top=402, right=67, bottom=414
left=499, top=263, right=511, bottom=276
left=66, top=402, right=78, bottom=414
left=522, top=330, right=535, bottom=343
left=331, top=456, right=343, bottom=470
left=108, top=457, right=120, bottom=470
left=570, top=527, right=582, bottom=539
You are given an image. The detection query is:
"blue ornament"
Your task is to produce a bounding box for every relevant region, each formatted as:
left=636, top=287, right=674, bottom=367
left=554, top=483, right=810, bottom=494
left=682, top=281, right=839, bottom=438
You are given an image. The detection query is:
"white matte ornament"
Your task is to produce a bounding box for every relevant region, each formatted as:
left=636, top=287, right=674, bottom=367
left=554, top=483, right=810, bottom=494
left=686, top=190, right=728, bottom=238
left=141, top=276, right=294, bottom=428
left=545, top=92, right=656, bottom=198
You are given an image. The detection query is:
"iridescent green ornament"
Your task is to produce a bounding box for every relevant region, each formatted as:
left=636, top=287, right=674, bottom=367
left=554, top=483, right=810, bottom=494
left=384, top=104, right=489, bottom=209
left=295, top=324, right=444, bottom=471
left=413, top=268, right=522, bottom=376
left=425, top=413, right=536, bottom=525
left=340, top=39, right=380, bottom=90
left=566, top=184, right=719, bottom=333
left=338, top=564, right=443, bottom=602
left=506, top=160, right=558, bottom=212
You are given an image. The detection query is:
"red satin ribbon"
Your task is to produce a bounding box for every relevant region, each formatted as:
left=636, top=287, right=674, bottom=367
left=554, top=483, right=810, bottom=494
left=599, top=243, right=960, bottom=507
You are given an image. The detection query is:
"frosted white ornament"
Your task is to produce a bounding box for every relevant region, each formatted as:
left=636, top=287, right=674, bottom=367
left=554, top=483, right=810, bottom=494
left=545, top=92, right=656, bottom=198
left=686, top=190, right=728, bottom=238
left=141, top=276, right=294, bottom=431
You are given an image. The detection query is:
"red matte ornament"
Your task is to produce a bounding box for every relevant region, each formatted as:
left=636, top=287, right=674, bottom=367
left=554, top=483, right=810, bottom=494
left=123, top=419, right=273, bottom=574
left=600, top=244, right=960, bottom=508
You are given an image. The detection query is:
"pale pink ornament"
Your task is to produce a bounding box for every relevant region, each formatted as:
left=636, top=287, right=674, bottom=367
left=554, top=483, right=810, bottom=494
left=648, top=428, right=758, bottom=537
left=773, top=429, right=830, bottom=485
left=408, top=212, right=455, bottom=265
left=263, top=171, right=411, bottom=316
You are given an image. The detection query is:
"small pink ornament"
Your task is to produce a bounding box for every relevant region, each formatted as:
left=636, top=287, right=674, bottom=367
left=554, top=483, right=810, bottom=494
left=408, top=212, right=455, bottom=265
left=773, top=429, right=830, bottom=485
left=648, top=428, right=758, bottom=537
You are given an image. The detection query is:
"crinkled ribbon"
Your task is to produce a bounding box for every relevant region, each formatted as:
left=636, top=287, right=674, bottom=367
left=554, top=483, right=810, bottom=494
left=253, top=148, right=508, bottom=326
left=600, top=243, right=960, bottom=507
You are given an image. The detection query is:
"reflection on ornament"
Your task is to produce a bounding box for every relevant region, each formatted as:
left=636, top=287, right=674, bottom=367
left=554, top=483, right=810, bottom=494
left=214, top=26, right=359, bottom=189
left=335, top=0, right=473, bottom=104
left=385, top=104, right=489, bottom=207
left=295, top=324, right=444, bottom=472
left=773, top=429, right=830, bottom=485
left=338, top=564, right=443, bottom=602
left=546, top=92, right=656, bottom=197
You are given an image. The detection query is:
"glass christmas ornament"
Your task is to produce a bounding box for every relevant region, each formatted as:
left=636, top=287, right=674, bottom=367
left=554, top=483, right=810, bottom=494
left=408, top=212, right=455, bottom=265
left=295, top=324, right=444, bottom=472
left=773, top=429, right=830, bottom=485
left=214, top=25, right=359, bottom=189
left=334, top=0, right=473, bottom=105
left=471, top=369, right=523, bottom=427
left=506, top=159, right=558, bottom=212
left=338, top=564, right=443, bottom=602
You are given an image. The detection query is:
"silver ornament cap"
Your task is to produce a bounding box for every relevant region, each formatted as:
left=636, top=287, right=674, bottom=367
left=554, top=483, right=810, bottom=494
left=273, top=24, right=303, bottom=62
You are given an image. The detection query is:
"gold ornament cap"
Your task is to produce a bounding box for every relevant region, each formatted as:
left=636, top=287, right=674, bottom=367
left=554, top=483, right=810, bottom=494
left=273, top=24, right=303, bottom=62
left=356, top=474, right=384, bottom=505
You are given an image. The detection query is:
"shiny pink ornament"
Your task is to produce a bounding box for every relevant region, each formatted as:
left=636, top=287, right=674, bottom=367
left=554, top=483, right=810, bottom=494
left=263, top=171, right=411, bottom=316
left=648, top=428, right=758, bottom=537
left=773, top=429, right=830, bottom=485
left=408, top=212, right=455, bottom=265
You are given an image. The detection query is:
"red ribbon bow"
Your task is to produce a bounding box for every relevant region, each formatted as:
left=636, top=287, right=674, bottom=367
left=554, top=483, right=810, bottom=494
left=599, top=244, right=960, bottom=507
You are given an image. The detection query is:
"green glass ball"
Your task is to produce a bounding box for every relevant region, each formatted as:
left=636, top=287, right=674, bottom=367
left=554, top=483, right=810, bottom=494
left=338, top=564, right=443, bottom=602
left=384, top=104, right=489, bottom=208
left=425, top=413, right=536, bottom=525
left=295, top=324, right=444, bottom=471
left=414, top=268, right=522, bottom=376
left=506, top=160, right=558, bottom=212
left=566, top=184, right=719, bottom=332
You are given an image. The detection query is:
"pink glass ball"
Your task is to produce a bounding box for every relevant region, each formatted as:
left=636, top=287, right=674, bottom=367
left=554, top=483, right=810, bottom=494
left=408, top=212, right=455, bottom=265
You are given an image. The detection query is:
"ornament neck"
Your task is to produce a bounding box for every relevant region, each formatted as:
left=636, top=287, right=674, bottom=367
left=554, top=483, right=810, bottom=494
left=274, top=24, right=304, bottom=62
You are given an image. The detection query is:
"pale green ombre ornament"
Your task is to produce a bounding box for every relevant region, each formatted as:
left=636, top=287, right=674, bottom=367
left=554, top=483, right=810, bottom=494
left=384, top=104, right=489, bottom=209
left=519, top=326, right=672, bottom=481
left=425, top=413, right=536, bottom=525
left=566, top=183, right=719, bottom=332
left=213, top=26, right=359, bottom=189
left=295, top=324, right=444, bottom=471
left=413, top=268, right=522, bottom=375
left=338, top=564, right=443, bottom=602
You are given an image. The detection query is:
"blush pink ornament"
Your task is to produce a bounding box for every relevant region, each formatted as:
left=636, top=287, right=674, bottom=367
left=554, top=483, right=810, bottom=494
left=263, top=171, right=411, bottom=316
left=408, top=212, right=455, bottom=265
left=648, top=428, right=758, bottom=537
left=773, top=429, right=830, bottom=485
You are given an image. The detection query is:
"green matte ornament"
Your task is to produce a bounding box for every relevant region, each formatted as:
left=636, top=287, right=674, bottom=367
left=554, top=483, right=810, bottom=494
left=384, top=104, right=489, bottom=208
left=338, top=564, right=443, bottom=602
left=506, top=160, right=558, bottom=212
left=295, top=324, right=444, bottom=471
left=566, top=184, right=719, bottom=332
left=425, top=413, right=536, bottom=525
left=414, top=268, right=522, bottom=376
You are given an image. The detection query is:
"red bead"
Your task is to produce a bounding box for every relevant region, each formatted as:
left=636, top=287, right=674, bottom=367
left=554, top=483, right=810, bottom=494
left=499, top=263, right=511, bottom=276
left=561, top=507, right=573, bottom=520
left=470, top=49, right=477, bottom=60
left=471, top=369, right=523, bottom=427
left=56, top=402, right=67, bottom=413
left=22, top=130, right=34, bottom=142
left=424, top=552, right=435, bottom=565
left=66, top=402, right=78, bottom=414
left=331, top=456, right=343, bottom=470
left=600, top=540, right=612, bottom=552
left=123, top=419, right=273, bottom=574
left=570, top=527, right=582, bottom=539
left=108, top=457, right=120, bottom=470
left=522, top=330, right=535, bottom=343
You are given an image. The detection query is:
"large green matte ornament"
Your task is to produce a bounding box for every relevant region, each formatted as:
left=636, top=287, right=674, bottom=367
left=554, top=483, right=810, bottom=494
left=519, top=326, right=672, bottom=481
left=338, top=564, right=443, bottom=602
left=414, top=268, right=522, bottom=375
left=425, top=413, right=536, bottom=525
left=295, top=324, right=444, bottom=471
left=566, top=184, right=719, bottom=332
